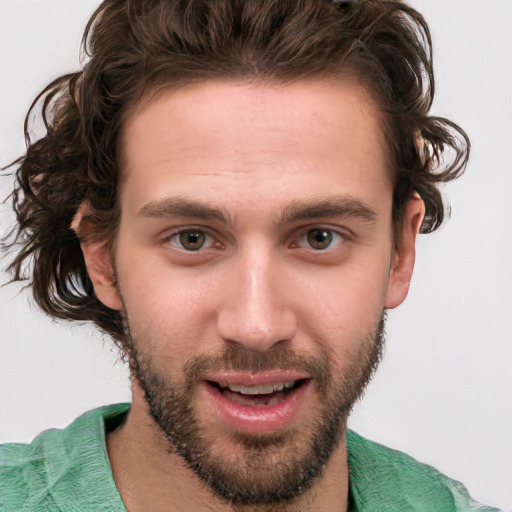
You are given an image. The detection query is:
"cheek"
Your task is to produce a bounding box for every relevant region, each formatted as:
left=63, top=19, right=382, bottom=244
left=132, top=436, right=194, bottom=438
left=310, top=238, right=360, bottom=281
left=294, top=258, right=390, bottom=350
left=116, top=255, right=224, bottom=356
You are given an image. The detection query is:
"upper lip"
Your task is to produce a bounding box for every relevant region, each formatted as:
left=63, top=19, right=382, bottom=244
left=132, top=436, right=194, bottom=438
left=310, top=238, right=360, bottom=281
left=203, top=370, right=310, bottom=388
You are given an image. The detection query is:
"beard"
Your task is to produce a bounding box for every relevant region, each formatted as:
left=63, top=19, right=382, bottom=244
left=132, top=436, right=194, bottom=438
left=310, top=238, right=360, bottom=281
left=122, top=313, right=386, bottom=507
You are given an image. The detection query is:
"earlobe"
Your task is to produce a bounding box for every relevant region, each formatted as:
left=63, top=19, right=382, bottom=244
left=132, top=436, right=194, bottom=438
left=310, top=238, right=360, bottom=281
left=384, top=193, right=425, bottom=309
left=81, top=240, right=123, bottom=311
left=72, top=203, right=123, bottom=312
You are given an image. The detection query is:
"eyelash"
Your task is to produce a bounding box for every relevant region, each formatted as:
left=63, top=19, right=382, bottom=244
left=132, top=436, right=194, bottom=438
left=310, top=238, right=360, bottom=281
left=166, top=228, right=221, bottom=251
left=295, top=228, right=346, bottom=251
left=164, top=226, right=348, bottom=252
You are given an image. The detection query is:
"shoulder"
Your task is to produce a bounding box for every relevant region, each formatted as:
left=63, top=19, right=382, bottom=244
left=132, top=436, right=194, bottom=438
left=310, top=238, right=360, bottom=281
left=0, top=403, right=129, bottom=512
left=346, top=430, right=499, bottom=512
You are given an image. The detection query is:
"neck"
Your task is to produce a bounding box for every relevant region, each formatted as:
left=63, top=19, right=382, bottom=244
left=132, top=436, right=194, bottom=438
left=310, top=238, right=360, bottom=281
left=107, top=385, right=349, bottom=512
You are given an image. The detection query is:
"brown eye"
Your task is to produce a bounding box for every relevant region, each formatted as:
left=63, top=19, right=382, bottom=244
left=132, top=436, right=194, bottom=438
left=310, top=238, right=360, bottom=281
left=307, top=229, right=334, bottom=250
left=178, top=230, right=206, bottom=251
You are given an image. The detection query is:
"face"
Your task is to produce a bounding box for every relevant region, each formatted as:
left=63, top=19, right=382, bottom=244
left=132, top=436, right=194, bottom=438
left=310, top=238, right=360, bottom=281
left=85, top=80, right=421, bottom=505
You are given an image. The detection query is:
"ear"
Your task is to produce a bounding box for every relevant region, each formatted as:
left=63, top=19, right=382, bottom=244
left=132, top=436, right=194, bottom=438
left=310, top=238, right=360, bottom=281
left=384, top=193, right=425, bottom=309
left=72, top=202, right=123, bottom=311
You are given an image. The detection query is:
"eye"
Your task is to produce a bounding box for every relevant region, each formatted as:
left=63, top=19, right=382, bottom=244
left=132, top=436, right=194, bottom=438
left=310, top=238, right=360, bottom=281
left=298, top=228, right=344, bottom=250
left=168, top=229, right=214, bottom=251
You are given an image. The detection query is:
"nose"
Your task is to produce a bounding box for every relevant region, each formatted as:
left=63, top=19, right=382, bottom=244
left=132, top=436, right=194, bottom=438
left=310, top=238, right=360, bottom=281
left=217, top=245, right=297, bottom=352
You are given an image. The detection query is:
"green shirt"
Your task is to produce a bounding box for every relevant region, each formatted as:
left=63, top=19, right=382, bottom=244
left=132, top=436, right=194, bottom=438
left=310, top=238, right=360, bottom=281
left=0, top=404, right=497, bottom=512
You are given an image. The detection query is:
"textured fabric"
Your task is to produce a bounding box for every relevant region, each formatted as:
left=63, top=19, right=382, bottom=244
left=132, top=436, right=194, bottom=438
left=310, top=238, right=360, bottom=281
left=0, top=404, right=498, bottom=512
left=0, top=404, right=127, bottom=512
left=346, top=431, right=497, bottom=512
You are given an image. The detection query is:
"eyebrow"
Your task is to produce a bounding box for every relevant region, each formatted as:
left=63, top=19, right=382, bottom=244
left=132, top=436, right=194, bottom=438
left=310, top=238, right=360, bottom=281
left=138, top=194, right=378, bottom=226
left=280, top=195, right=378, bottom=224
left=138, top=197, right=230, bottom=224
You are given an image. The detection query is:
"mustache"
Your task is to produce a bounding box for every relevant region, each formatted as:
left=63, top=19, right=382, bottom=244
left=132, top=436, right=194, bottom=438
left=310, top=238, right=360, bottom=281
left=183, top=345, right=332, bottom=393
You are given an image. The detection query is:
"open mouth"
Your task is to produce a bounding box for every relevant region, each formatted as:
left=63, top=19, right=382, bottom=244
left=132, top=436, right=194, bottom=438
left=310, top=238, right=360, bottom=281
left=207, top=379, right=308, bottom=407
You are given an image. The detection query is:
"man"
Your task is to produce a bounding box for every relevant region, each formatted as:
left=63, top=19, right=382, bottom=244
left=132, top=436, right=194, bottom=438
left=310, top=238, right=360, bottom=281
left=0, top=0, right=501, bottom=511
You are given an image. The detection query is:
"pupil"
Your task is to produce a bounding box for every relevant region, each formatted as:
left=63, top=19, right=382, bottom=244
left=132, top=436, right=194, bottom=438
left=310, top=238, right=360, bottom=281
left=180, top=231, right=205, bottom=250
left=307, top=229, right=332, bottom=249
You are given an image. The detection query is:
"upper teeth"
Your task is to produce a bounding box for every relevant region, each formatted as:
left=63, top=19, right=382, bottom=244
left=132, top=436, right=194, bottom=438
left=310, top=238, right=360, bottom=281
left=222, top=381, right=296, bottom=395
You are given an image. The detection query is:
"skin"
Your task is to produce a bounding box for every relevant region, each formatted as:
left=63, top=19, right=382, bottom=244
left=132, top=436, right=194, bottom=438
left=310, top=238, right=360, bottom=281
left=80, top=79, right=424, bottom=511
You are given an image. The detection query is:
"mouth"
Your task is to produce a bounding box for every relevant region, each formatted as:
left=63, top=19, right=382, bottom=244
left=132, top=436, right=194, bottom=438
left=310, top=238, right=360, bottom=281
left=208, top=379, right=307, bottom=407
left=202, top=374, right=312, bottom=434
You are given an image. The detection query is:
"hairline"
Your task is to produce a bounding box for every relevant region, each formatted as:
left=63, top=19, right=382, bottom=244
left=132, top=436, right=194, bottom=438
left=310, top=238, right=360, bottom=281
left=105, top=74, right=404, bottom=264
left=115, top=74, right=398, bottom=203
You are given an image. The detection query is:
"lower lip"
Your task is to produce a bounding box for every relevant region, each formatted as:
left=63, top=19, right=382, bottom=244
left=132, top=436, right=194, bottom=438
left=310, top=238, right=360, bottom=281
left=203, top=380, right=311, bottom=434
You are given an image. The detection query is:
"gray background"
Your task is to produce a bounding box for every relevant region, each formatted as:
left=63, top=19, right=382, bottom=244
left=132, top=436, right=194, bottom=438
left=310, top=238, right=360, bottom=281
left=0, top=0, right=510, bottom=509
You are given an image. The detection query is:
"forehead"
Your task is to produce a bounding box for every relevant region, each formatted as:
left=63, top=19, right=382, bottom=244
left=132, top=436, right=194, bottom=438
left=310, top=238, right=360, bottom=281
left=119, top=79, right=392, bottom=218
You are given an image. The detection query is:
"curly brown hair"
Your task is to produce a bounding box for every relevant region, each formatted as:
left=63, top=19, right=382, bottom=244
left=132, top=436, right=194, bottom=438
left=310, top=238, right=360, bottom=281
left=3, top=0, right=469, bottom=345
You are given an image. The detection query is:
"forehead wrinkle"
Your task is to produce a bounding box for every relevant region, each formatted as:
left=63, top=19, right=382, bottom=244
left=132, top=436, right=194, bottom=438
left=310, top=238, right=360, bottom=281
left=280, top=195, right=378, bottom=225
left=138, top=197, right=233, bottom=225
